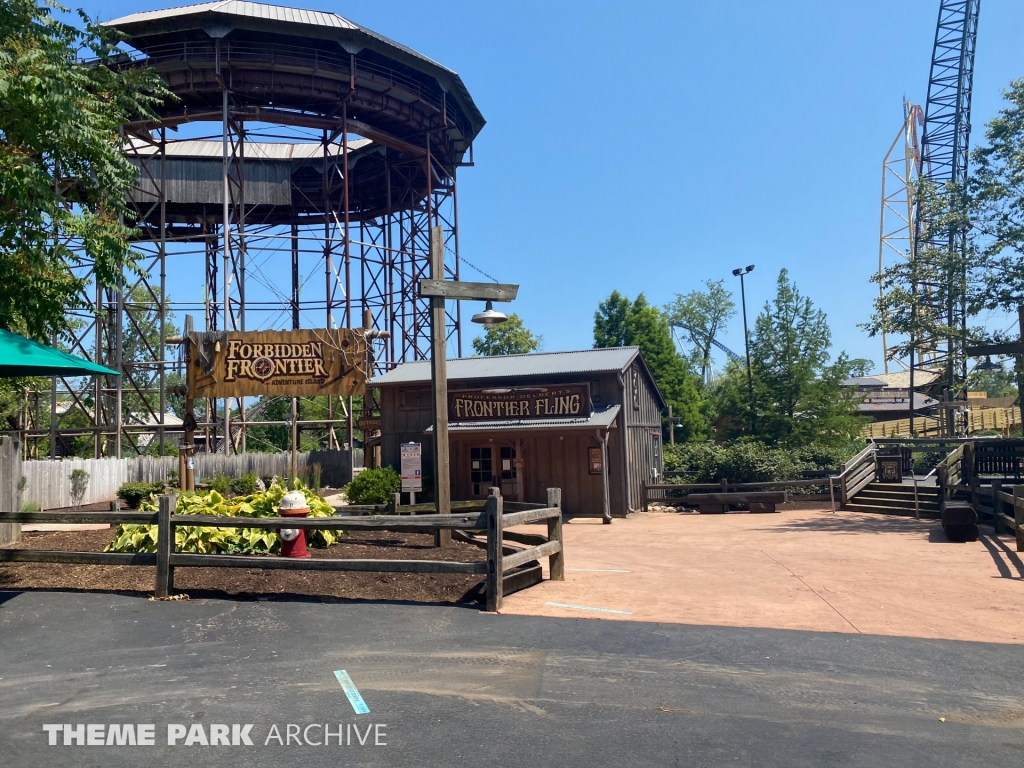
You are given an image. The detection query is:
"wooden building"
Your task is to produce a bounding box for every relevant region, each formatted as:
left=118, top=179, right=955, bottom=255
left=370, top=347, right=666, bottom=517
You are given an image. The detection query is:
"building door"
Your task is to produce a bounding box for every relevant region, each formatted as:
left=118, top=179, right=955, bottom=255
left=469, top=446, right=495, bottom=498
left=499, top=445, right=518, bottom=498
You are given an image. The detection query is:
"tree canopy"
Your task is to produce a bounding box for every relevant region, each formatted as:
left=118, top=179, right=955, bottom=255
left=471, top=313, right=542, bottom=356
left=0, top=0, right=170, bottom=341
left=717, top=269, right=867, bottom=446
left=594, top=291, right=707, bottom=441
left=664, top=279, right=735, bottom=384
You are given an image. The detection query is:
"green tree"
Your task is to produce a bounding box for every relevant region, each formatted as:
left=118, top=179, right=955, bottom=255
left=471, top=313, right=542, bottom=356
left=967, top=366, right=1018, bottom=399
left=593, top=290, right=631, bottom=348
left=594, top=291, right=707, bottom=441
left=664, top=280, right=736, bottom=384
left=0, top=0, right=170, bottom=342
left=721, top=269, right=867, bottom=446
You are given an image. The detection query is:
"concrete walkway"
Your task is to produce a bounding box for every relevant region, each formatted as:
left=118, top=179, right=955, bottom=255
left=503, top=508, right=1024, bottom=644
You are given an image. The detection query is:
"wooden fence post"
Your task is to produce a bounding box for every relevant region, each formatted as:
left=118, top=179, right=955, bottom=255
left=485, top=488, right=504, bottom=612
left=387, top=493, right=400, bottom=515
left=992, top=479, right=1003, bottom=534
left=642, top=484, right=648, bottom=512
left=546, top=487, right=564, bottom=581
left=1015, top=485, right=1024, bottom=553
left=155, top=494, right=177, bottom=598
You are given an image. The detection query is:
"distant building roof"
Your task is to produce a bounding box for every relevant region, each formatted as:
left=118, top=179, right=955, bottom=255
left=865, top=370, right=942, bottom=389
left=856, top=391, right=938, bottom=414
left=372, top=347, right=644, bottom=386
left=425, top=405, right=621, bottom=434
left=843, top=376, right=887, bottom=389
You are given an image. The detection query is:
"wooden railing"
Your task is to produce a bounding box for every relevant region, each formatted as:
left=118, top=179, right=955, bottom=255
left=838, top=444, right=877, bottom=504
left=935, top=444, right=967, bottom=498
left=0, top=488, right=565, bottom=613
left=969, top=481, right=1024, bottom=551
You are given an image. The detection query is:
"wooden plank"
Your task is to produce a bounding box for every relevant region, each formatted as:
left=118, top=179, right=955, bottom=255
left=155, top=495, right=176, bottom=598
left=502, top=562, right=543, bottom=597
left=501, top=501, right=546, bottom=512
left=169, top=553, right=486, bottom=574
left=998, top=512, right=1016, bottom=529
left=646, top=479, right=827, bottom=491
left=170, top=513, right=487, bottom=530
left=546, top=487, right=565, bottom=581
left=502, top=531, right=548, bottom=547
left=418, top=279, right=519, bottom=302
left=502, top=507, right=560, bottom=528
left=485, top=494, right=504, bottom=612
left=502, top=540, right=561, bottom=573
left=0, top=550, right=156, bottom=566
left=0, top=511, right=157, bottom=525
left=1015, top=485, right=1024, bottom=552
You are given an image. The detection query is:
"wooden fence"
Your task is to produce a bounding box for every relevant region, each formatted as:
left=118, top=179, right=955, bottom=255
left=862, top=407, right=1021, bottom=439
left=968, top=481, right=1024, bottom=551
left=18, top=449, right=357, bottom=510
left=0, top=487, right=564, bottom=612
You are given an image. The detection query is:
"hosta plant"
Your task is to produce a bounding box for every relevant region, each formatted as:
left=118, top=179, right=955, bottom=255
left=105, top=480, right=344, bottom=555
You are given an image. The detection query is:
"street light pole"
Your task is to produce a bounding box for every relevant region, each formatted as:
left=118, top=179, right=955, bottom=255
left=732, top=265, right=755, bottom=434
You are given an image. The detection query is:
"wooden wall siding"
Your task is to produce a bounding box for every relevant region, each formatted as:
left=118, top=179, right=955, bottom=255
left=18, top=450, right=356, bottom=511
left=375, top=358, right=665, bottom=516
left=0, top=436, right=22, bottom=544
left=130, top=158, right=292, bottom=206
left=622, top=363, right=665, bottom=511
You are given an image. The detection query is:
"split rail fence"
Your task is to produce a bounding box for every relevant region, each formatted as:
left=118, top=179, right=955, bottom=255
left=966, top=481, right=1024, bottom=551
left=0, top=488, right=565, bottom=612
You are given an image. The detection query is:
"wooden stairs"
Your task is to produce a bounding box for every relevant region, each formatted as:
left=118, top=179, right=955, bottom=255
left=845, top=482, right=942, bottom=517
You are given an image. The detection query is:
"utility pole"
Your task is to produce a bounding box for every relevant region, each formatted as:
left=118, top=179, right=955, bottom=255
left=732, top=265, right=755, bottom=434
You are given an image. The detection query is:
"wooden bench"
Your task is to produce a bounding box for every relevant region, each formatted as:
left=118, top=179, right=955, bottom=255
left=685, top=491, right=788, bottom=514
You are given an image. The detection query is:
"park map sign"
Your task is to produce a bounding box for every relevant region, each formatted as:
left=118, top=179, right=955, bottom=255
left=449, top=384, right=592, bottom=422
left=186, top=329, right=368, bottom=399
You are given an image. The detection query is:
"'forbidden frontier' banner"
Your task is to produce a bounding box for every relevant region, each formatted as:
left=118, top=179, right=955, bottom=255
left=187, top=329, right=368, bottom=399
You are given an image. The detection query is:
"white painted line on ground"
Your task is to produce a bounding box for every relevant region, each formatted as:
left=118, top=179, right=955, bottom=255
left=568, top=568, right=631, bottom=573
left=545, top=601, right=633, bottom=615
left=334, top=670, right=371, bottom=714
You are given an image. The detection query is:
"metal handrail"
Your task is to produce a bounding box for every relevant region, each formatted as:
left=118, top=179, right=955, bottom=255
left=912, top=466, right=939, bottom=520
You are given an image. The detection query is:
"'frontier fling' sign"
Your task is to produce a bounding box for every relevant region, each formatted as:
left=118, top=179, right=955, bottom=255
left=449, top=384, right=591, bottom=422
left=187, top=329, right=368, bottom=399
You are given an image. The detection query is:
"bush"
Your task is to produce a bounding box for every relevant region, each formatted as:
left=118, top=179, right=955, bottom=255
left=663, top=440, right=857, bottom=484
left=344, top=467, right=401, bottom=505
left=106, top=480, right=343, bottom=555
left=230, top=471, right=259, bottom=496
left=117, top=481, right=165, bottom=509
left=69, top=469, right=89, bottom=508
left=206, top=470, right=232, bottom=495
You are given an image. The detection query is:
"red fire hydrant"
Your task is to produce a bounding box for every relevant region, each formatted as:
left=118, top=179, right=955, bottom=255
left=278, top=490, right=311, bottom=558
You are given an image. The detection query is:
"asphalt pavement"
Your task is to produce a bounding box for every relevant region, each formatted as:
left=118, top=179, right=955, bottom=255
left=1, top=590, right=1023, bottom=767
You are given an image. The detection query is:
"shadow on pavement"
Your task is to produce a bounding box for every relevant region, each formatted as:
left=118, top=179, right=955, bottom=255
left=752, top=513, right=939, bottom=537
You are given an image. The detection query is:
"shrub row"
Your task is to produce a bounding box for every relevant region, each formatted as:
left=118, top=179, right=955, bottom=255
left=662, top=440, right=859, bottom=485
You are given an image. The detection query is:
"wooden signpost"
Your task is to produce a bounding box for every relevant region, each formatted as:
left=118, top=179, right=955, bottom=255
left=419, top=226, right=518, bottom=546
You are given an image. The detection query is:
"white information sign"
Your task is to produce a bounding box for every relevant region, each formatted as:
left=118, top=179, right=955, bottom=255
left=400, top=442, right=422, bottom=493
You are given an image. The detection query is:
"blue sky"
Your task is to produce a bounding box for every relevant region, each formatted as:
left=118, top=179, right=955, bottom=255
left=87, top=0, right=1024, bottom=370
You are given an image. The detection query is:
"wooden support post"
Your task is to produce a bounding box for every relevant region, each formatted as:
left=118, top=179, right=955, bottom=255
left=388, top=492, right=400, bottom=515
left=429, top=226, right=452, bottom=548
left=155, top=494, right=177, bottom=597
left=992, top=479, right=1003, bottom=534
left=546, top=487, right=564, bottom=581
left=1015, top=485, right=1024, bottom=552
left=485, top=489, right=504, bottom=612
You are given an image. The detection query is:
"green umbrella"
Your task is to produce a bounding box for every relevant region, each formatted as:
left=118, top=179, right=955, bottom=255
left=0, top=328, right=120, bottom=377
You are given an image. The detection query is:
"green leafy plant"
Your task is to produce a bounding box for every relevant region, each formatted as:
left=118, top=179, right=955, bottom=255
left=343, top=467, right=401, bottom=505
left=105, top=480, right=344, bottom=555
left=117, top=481, right=165, bottom=509
left=230, top=471, right=259, bottom=496
left=205, top=470, right=232, bottom=495
left=310, top=462, right=323, bottom=495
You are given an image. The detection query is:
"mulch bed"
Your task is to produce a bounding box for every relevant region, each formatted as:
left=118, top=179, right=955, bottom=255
left=0, top=528, right=487, bottom=604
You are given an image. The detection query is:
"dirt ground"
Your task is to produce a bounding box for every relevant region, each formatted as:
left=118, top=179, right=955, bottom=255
left=502, top=506, right=1024, bottom=644
left=0, top=527, right=486, bottom=604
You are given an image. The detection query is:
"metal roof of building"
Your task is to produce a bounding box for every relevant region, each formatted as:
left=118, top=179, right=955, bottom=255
left=843, top=376, right=887, bottom=389
left=371, top=348, right=643, bottom=386
left=425, top=405, right=621, bottom=434
left=865, top=370, right=942, bottom=389
left=128, top=137, right=372, bottom=160
left=106, top=1, right=451, bottom=73
left=856, top=392, right=938, bottom=414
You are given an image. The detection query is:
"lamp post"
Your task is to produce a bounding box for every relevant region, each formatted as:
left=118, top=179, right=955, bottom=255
left=732, top=265, right=755, bottom=434
left=419, top=226, right=518, bottom=546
